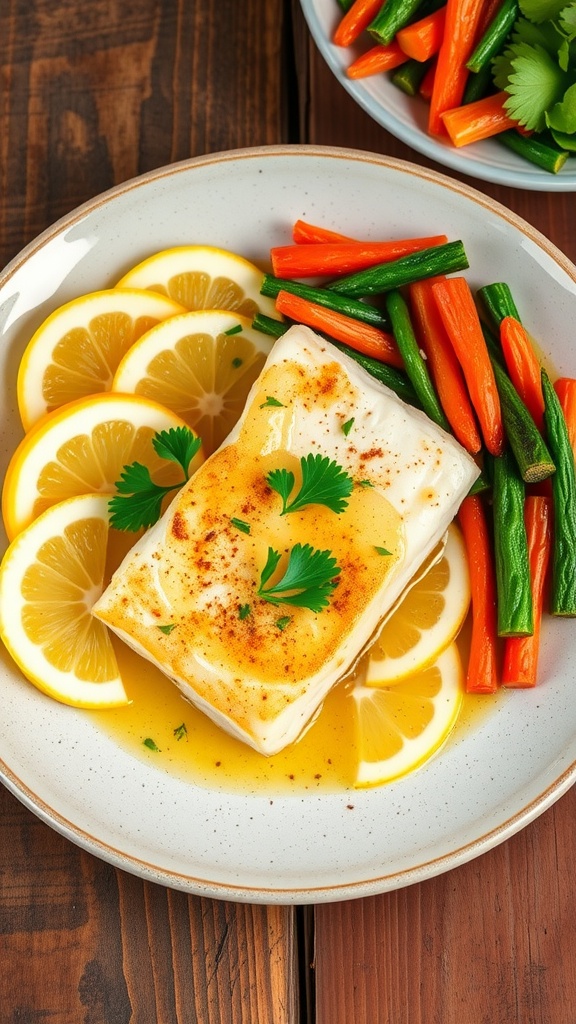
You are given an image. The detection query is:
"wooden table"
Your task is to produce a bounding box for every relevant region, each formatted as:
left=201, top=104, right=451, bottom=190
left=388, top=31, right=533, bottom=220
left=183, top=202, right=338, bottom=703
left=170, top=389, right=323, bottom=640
left=1, top=2, right=575, bottom=1020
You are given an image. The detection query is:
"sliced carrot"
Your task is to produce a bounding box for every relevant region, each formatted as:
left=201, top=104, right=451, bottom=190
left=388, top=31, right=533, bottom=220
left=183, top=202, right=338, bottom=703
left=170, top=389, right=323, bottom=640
left=428, top=0, right=488, bottom=136
left=408, top=277, right=482, bottom=454
left=396, top=7, right=447, bottom=62
left=292, top=220, right=354, bottom=244
left=553, top=377, right=576, bottom=458
left=333, top=0, right=385, bottom=47
left=502, top=496, right=552, bottom=688
left=274, top=290, right=403, bottom=366
left=432, top=276, right=504, bottom=456
left=458, top=495, right=500, bottom=694
left=441, top=92, right=518, bottom=147
left=500, top=315, right=545, bottom=432
left=270, top=235, right=448, bottom=279
left=347, top=41, right=408, bottom=79
left=419, top=58, right=437, bottom=99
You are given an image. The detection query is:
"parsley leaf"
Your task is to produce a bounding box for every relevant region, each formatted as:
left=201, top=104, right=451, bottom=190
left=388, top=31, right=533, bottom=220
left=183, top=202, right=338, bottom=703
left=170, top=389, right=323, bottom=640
left=260, top=396, right=284, bottom=408
left=257, top=543, right=341, bottom=612
left=267, top=454, right=354, bottom=515
left=502, top=41, right=568, bottom=130
left=108, top=426, right=201, bottom=532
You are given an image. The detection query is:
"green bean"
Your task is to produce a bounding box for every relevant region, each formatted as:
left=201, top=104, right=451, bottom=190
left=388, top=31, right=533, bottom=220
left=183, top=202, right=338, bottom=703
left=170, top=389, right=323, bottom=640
left=327, top=241, right=469, bottom=299
left=384, top=289, right=450, bottom=429
left=491, top=448, right=534, bottom=636
left=542, top=370, right=576, bottom=616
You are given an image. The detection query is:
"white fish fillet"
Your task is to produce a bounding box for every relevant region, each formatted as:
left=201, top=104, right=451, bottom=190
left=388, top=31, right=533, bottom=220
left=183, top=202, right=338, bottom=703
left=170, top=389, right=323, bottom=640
left=93, top=326, right=479, bottom=755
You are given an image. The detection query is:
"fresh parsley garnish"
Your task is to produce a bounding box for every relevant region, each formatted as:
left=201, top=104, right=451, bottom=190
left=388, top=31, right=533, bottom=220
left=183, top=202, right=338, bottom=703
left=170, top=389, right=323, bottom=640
left=157, top=623, right=176, bottom=635
left=257, top=543, right=341, bottom=612
left=225, top=324, right=243, bottom=335
left=143, top=737, right=161, bottom=752
left=238, top=603, right=251, bottom=620
left=266, top=453, right=354, bottom=516
left=357, top=479, right=374, bottom=488
left=230, top=517, right=251, bottom=534
left=108, top=426, right=201, bottom=532
left=260, top=396, right=284, bottom=408
left=276, top=616, right=292, bottom=631
left=342, top=417, right=355, bottom=436
left=173, top=722, right=188, bottom=741
left=375, top=546, right=392, bottom=556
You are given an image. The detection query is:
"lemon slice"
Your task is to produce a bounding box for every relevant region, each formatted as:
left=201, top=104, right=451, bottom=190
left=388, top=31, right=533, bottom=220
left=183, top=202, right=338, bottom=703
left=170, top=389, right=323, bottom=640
left=17, top=289, right=186, bottom=430
left=367, top=524, right=470, bottom=683
left=353, top=643, right=463, bottom=787
left=0, top=493, right=127, bottom=708
left=112, top=309, right=275, bottom=455
left=116, top=245, right=279, bottom=320
left=2, top=392, right=201, bottom=540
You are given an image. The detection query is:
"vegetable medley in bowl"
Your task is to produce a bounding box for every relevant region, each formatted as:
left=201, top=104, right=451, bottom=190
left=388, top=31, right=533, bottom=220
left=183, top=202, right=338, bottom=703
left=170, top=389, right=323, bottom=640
left=299, top=0, right=576, bottom=189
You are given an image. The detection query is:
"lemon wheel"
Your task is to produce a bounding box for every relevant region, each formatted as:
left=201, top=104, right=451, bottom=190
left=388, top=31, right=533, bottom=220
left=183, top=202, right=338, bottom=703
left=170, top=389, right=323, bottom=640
left=2, top=392, right=201, bottom=540
left=17, top=289, right=186, bottom=430
left=0, top=494, right=127, bottom=708
left=353, top=643, right=464, bottom=787
left=112, top=310, right=275, bottom=455
left=366, top=524, right=470, bottom=683
left=116, top=245, right=279, bottom=320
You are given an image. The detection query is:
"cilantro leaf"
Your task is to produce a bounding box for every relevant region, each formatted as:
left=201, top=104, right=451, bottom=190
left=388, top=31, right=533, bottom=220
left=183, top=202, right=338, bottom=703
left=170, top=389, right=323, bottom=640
left=502, top=41, right=569, bottom=129
left=546, top=80, right=576, bottom=131
left=519, top=0, right=568, bottom=23
left=267, top=454, right=354, bottom=515
left=257, top=543, right=341, bottom=612
left=108, top=426, right=200, bottom=532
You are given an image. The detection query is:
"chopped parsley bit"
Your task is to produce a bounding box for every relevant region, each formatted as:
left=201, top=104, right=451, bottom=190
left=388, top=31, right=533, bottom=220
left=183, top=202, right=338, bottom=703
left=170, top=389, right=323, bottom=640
left=108, top=426, right=202, bottom=532
left=239, top=603, right=251, bottom=620
left=143, top=737, right=161, bottom=752
left=173, top=722, right=188, bottom=741
left=375, top=546, right=392, bottom=556
left=276, top=616, right=292, bottom=631
left=157, top=623, right=176, bottom=635
left=267, top=453, right=354, bottom=516
left=231, top=356, right=243, bottom=367
left=225, top=323, right=243, bottom=336
left=342, top=417, right=355, bottom=436
left=257, top=543, right=341, bottom=612
left=260, top=396, right=284, bottom=408
left=357, top=479, right=374, bottom=488
left=230, top=516, right=251, bottom=534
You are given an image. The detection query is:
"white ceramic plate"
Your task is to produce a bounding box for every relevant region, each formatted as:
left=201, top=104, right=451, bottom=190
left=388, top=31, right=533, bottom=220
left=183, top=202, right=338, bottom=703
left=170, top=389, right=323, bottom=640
left=1, top=146, right=576, bottom=904
left=299, top=0, right=576, bottom=191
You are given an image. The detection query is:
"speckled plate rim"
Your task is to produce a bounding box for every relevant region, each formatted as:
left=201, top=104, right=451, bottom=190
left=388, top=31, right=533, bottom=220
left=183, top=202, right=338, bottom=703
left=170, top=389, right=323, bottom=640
left=1, top=144, right=576, bottom=905
left=299, top=0, right=576, bottom=192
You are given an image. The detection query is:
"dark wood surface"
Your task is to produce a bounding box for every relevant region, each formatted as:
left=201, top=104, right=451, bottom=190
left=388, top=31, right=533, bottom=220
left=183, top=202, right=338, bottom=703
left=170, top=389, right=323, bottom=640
left=1, top=1, right=575, bottom=1020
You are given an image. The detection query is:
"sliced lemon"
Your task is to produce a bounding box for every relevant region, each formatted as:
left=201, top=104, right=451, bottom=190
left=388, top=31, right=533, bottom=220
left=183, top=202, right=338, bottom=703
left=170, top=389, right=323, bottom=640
left=366, top=524, right=470, bottom=684
left=116, top=245, right=279, bottom=320
left=112, top=309, right=275, bottom=455
left=353, top=643, right=463, bottom=788
left=17, top=289, right=186, bottom=430
left=2, top=392, right=202, bottom=541
left=0, top=493, right=127, bottom=708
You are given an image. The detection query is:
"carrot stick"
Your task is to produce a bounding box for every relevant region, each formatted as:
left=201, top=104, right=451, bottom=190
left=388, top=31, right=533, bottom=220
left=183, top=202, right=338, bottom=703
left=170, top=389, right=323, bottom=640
left=553, top=377, right=576, bottom=458
left=432, top=276, right=504, bottom=456
left=347, top=41, right=408, bottom=78
left=274, top=290, right=403, bottom=366
left=408, top=278, right=482, bottom=454
left=292, top=220, right=354, bottom=244
left=502, top=495, right=552, bottom=688
left=428, top=0, right=489, bottom=136
left=333, top=0, right=385, bottom=47
left=419, top=58, right=437, bottom=98
left=458, top=495, right=500, bottom=694
left=441, top=91, right=518, bottom=146
left=500, top=315, right=545, bottom=432
left=396, top=7, right=447, bottom=62
left=270, top=235, right=448, bottom=279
